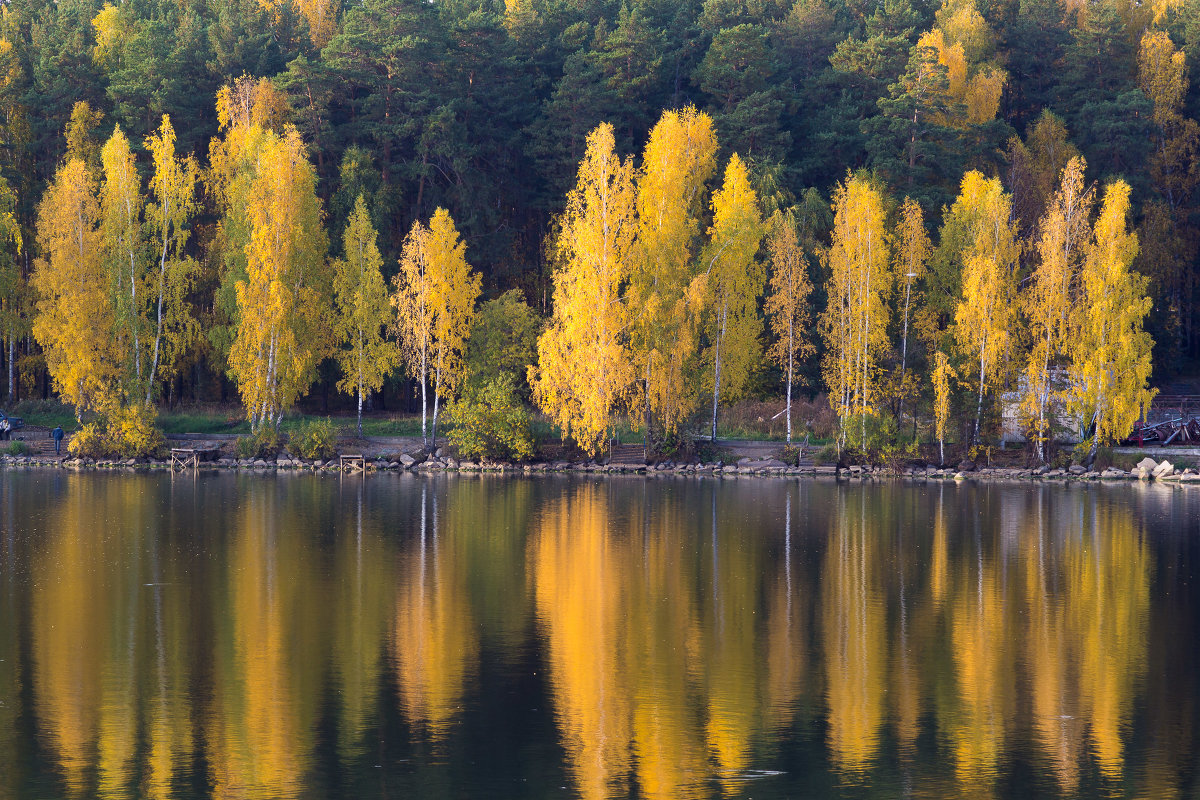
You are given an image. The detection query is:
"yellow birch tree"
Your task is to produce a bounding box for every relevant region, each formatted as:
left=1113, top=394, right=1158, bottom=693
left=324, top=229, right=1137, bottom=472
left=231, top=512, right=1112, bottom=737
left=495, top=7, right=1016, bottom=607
left=393, top=219, right=436, bottom=447
left=950, top=171, right=1020, bottom=445
left=531, top=122, right=637, bottom=456
left=628, top=106, right=718, bottom=441
left=933, top=350, right=956, bottom=464
left=764, top=211, right=814, bottom=444
left=426, top=208, right=481, bottom=445
left=0, top=175, right=20, bottom=402
left=697, top=153, right=766, bottom=442
left=1068, top=180, right=1155, bottom=458
left=228, top=128, right=330, bottom=430
left=32, top=158, right=114, bottom=416
left=819, top=174, right=891, bottom=449
left=894, top=196, right=930, bottom=422
left=144, top=114, right=200, bottom=405
left=1020, top=156, right=1093, bottom=462
left=99, top=126, right=146, bottom=398
left=334, top=195, right=398, bottom=436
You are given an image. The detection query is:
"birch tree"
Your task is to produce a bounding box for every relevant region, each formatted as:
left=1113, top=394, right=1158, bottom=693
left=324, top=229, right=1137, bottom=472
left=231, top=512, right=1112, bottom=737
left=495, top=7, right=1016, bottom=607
left=531, top=123, right=637, bottom=456
left=425, top=208, right=481, bottom=446
left=950, top=171, right=1020, bottom=446
left=334, top=196, right=398, bottom=436
left=933, top=350, right=956, bottom=464
left=32, top=159, right=115, bottom=416
left=143, top=115, right=200, bottom=405
left=228, top=128, right=330, bottom=431
left=1021, top=156, right=1093, bottom=462
left=393, top=219, right=436, bottom=446
left=0, top=176, right=20, bottom=402
left=99, top=126, right=146, bottom=398
left=628, top=106, right=718, bottom=440
left=1069, top=180, right=1155, bottom=458
left=893, top=196, right=930, bottom=423
left=698, top=153, right=766, bottom=443
left=820, top=174, right=891, bottom=449
left=764, top=211, right=813, bottom=445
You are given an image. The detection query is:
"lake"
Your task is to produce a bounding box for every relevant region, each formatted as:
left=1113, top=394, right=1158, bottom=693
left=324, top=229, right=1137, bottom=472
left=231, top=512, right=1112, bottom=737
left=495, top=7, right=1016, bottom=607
left=0, top=470, right=1197, bottom=799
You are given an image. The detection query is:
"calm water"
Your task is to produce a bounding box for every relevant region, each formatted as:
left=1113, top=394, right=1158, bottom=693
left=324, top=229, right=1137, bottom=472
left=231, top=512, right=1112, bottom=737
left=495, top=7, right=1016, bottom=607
left=0, top=471, right=1198, bottom=799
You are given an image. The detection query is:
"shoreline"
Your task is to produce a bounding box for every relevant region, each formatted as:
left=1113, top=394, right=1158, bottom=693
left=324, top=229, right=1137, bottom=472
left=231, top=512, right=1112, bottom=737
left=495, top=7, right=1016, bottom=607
left=3, top=453, right=1197, bottom=484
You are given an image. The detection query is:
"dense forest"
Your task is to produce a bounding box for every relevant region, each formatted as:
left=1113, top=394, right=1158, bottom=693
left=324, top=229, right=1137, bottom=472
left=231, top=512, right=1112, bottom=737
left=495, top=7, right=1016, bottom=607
left=0, top=0, right=1197, bottom=457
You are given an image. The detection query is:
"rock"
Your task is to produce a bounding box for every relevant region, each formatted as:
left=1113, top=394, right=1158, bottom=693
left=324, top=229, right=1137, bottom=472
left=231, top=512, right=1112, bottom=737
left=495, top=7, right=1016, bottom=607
left=1068, top=464, right=1087, bottom=475
left=758, top=459, right=787, bottom=470
left=957, top=460, right=976, bottom=472
left=1136, top=457, right=1159, bottom=472
left=1152, top=460, right=1175, bottom=479
left=398, top=453, right=416, bottom=467
left=953, top=472, right=966, bottom=480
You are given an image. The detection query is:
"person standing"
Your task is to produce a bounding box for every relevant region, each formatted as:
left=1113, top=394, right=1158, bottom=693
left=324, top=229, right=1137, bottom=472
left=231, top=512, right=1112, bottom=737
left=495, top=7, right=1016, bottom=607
left=0, top=417, right=9, bottom=441
left=52, top=426, right=64, bottom=455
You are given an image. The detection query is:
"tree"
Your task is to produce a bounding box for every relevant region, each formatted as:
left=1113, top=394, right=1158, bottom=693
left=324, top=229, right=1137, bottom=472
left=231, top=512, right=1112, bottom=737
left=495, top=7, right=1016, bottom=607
left=699, top=153, right=766, bottom=442
left=893, top=196, right=930, bottom=423
left=932, top=350, right=955, bottom=464
left=950, top=171, right=1020, bottom=445
left=0, top=175, right=23, bottom=402
left=393, top=219, right=436, bottom=446
left=143, top=114, right=199, bottom=405
left=820, top=174, right=891, bottom=449
left=228, top=128, right=330, bottom=431
left=531, top=122, right=637, bottom=456
left=425, top=208, right=481, bottom=445
left=764, top=212, right=814, bottom=445
left=1069, top=180, right=1155, bottom=458
left=1021, top=156, right=1093, bottom=462
left=463, top=289, right=541, bottom=394
left=31, top=159, right=114, bottom=416
left=99, top=125, right=146, bottom=398
left=628, top=106, right=718, bottom=441
left=333, top=196, right=398, bottom=436
left=393, top=208, right=481, bottom=447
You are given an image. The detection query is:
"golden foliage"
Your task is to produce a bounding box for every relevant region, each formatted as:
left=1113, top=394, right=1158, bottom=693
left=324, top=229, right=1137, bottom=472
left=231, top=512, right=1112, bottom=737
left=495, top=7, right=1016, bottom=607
left=1068, top=180, right=1155, bottom=447
left=629, top=106, right=718, bottom=434
left=32, top=158, right=116, bottom=415
left=820, top=174, right=890, bottom=443
left=531, top=123, right=637, bottom=455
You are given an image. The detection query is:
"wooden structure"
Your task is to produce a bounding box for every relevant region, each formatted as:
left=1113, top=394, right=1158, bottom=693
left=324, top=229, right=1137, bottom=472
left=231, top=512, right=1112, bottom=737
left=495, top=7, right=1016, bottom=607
left=340, top=454, right=365, bottom=472
left=170, top=447, right=219, bottom=470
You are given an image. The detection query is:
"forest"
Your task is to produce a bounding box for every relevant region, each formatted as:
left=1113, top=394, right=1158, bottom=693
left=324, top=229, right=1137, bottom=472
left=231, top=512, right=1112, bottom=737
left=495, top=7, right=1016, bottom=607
left=0, top=0, right=1196, bottom=460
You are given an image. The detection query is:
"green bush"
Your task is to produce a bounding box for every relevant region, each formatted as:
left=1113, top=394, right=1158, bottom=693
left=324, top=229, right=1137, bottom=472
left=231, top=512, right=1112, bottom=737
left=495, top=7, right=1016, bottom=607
left=3, top=441, right=31, bottom=456
left=447, top=374, right=534, bottom=461
left=813, top=443, right=840, bottom=466
left=236, top=428, right=282, bottom=459
left=289, top=418, right=338, bottom=460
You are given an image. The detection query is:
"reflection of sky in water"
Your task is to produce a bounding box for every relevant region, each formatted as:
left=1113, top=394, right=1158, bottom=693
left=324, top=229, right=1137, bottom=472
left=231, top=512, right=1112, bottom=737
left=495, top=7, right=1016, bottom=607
left=0, top=472, right=1191, bottom=799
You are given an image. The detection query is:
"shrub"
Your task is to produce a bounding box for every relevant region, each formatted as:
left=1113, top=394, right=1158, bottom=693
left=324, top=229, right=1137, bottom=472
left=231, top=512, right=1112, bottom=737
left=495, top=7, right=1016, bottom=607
left=447, top=374, right=534, bottom=461
left=1093, top=445, right=1114, bottom=471
left=813, top=443, right=839, bottom=466
left=236, top=427, right=282, bottom=459
left=68, top=422, right=108, bottom=458
left=290, top=418, right=338, bottom=459
left=3, top=441, right=31, bottom=456
left=65, top=402, right=164, bottom=459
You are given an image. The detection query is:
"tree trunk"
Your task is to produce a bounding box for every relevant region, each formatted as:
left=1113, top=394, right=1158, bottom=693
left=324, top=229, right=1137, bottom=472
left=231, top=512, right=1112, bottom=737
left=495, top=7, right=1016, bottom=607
left=431, top=363, right=441, bottom=449
left=357, top=386, right=364, bottom=437
left=898, top=279, right=912, bottom=422
left=974, top=344, right=986, bottom=446
left=786, top=318, right=793, bottom=445
left=6, top=335, right=13, bottom=401
left=419, top=346, right=428, bottom=448
left=711, top=300, right=726, bottom=443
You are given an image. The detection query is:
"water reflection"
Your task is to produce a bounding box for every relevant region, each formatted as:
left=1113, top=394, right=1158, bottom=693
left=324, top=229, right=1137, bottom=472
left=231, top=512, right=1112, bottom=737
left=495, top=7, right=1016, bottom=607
left=0, top=472, right=1192, bottom=799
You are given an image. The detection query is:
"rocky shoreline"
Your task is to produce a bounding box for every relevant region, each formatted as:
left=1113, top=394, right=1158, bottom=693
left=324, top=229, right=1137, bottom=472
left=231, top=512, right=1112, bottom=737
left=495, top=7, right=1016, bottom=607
left=2, top=452, right=1196, bottom=482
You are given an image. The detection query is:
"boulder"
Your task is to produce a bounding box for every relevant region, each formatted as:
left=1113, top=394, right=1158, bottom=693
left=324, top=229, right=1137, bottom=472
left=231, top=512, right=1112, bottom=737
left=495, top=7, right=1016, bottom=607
left=1136, top=457, right=1159, bottom=472
left=1152, top=460, right=1175, bottom=479
left=398, top=453, right=416, bottom=467
left=957, top=460, right=976, bottom=472
left=1068, top=464, right=1087, bottom=475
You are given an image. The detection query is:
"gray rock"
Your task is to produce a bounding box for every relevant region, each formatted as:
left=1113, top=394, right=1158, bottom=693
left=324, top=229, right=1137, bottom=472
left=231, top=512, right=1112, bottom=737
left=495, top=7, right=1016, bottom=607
left=398, top=453, right=416, bottom=467
left=1136, top=457, right=1158, bottom=472
left=1152, top=460, right=1175, bottom=479
left=1069, top=464, right=1087, bottom=475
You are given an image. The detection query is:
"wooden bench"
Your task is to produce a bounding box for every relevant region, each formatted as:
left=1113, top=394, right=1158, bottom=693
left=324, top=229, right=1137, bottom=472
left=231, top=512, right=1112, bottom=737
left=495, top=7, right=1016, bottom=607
left=340, top=454, right=365, bottom=472
left=170, top=447, right=219, bottom=470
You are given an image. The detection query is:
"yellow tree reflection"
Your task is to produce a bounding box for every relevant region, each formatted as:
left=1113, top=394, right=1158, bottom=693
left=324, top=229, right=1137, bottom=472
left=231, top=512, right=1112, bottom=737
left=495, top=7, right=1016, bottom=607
left=393, top=485, right=479, bottom=743
left=532, top=483, right=632, bottom=799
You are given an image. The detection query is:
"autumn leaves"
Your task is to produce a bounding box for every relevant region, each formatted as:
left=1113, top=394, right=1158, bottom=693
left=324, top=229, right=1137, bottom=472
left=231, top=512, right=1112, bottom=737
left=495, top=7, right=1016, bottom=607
left=532, top=111, right=798, bottom=455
